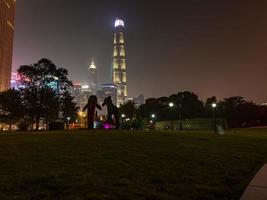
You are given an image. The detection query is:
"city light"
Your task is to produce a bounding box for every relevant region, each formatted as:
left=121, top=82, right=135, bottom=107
left=115, top=19, right=124, bottom=27
left=212, top=103, right=217, bottom=108
left=169, top=102, right=174, bottom=108
left=121, top=114, right=125, bottom=118
left=81, top=85, right=89, bottom=89
left=151, top=114, right=156, bottom=118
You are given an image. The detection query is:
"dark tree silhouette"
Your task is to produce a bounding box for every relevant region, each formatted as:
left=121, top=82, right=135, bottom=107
left=0, top=89, right=24, bottom=130
left=17, top=58, right=74, bottom=130
left=119, top=101, right=136, bottom=119
left=61, top=91, right=79, bottom=124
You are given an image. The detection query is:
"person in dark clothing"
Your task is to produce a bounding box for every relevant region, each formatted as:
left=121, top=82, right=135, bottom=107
left=102, top=96, right=120, bottom=129
left=82, top=95, right=101, bottom=129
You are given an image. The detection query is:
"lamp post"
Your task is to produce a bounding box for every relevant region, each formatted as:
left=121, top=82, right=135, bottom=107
left=169, top=102, right=174, bottom=130
left=151, top=114, right=156, bottom=130
left=212, top=103, right=217, bottom=133
left=67, top=117, right=71, bottom=130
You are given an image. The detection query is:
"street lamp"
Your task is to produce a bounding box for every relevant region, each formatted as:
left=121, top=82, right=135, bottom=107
left=169, top=102, right=174, bottom=130
left=212, top=103, right=217, bottom=132
left=177, top=92, right=185, bottom=131
left=169, top=102, right=174, bottom=108
left=151, top=114, right=156, bottom=119
left=121, top=114, right=125, bottom=118
left=67, top=117, right=71, bottom=130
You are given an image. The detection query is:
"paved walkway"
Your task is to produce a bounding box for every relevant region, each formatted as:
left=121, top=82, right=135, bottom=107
left=241, top=164, right=267, bottom=200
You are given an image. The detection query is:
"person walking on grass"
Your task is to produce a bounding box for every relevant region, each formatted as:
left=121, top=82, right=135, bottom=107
left=82, top=95, right=101, bottom=129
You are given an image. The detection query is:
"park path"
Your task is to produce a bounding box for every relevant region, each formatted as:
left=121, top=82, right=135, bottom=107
left=240, top=164, right=267, bottom=200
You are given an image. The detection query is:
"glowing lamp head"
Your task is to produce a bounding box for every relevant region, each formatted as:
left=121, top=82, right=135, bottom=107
left=115, top=19, right=124, bottom=27
left=212, top=103, right=217, bottom=108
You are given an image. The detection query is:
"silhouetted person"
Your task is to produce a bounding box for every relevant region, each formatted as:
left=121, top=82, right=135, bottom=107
left=82, top=95, right=101, bottom=129
left=102, top=96, right=120, bottom=129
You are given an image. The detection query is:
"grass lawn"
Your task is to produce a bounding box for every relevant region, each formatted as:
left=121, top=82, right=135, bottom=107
left=0, top=129, right=267, bottom=200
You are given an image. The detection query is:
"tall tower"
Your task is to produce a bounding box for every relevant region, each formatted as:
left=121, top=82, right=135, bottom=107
left=88, top=59, right=97, bottom=93
left=0, top=0, right=16, bottom=91
left=112, top=18, right=127, bottom=107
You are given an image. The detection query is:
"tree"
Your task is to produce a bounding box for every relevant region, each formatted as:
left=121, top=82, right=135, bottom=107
left=60, top=91, right=79, bottom=124
left=176, top=91, right=204, bottom=119
left=217, top=96, right=259, bottom=127
left=18, top=58, right=73, bottom=130
left=119, top=101, right=136, bottom=119
left=0, top=89, right=24, bottom=130
left=43, top=88, right=60, bottom=129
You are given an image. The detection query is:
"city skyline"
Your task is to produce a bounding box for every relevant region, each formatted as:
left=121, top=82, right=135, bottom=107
left=12, top=0, right=267, bottom=103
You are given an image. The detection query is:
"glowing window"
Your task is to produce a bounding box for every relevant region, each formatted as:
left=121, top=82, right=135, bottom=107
left=120, top=46, right=125, bottom=56
left=5, top=1, right=11, bottom=8
left=122, top=72, right=127, bottom=83
left=117, top=89, right=122, bottom=95
left=113, top=60, right=118, bottom=69
left=121, top=59, right=126, bottom=69
left=7, top=20, right=14, bottom=29
left=113, top=71, right=121, bottom=83
left=114, top=34, right=117, bottom=44
left=124, top=86, right=128, bottom=96
left=113, top=47, right=118, bottom=57
left=119, top=33, right=124, bottom=43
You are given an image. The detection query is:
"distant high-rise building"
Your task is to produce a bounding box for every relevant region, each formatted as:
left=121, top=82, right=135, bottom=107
left=71, top=82, right=82, bottom=109
left=112, top=18, right=127, bottom=107
left=88, top=59, right=97, bottom=92
left=0, top=0, right=16, bottom=91
left=101, top=83, right=117, bottom=105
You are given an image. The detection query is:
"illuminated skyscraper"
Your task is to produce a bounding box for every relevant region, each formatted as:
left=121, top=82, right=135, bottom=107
left=0, top=0, right=16, bottom=91
left=88, top=59, right=97, bottom=92
left=112, top=18, right=127, bottom=107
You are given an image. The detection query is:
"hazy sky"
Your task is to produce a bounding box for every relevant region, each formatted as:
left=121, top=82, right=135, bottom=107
left=13, top=0, right=267, bottom=103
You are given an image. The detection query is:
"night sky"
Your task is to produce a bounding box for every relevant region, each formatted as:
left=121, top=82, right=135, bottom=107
left=13, top=0, right=267, bottom=103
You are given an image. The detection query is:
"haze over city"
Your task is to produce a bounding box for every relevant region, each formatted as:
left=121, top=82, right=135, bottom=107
left=13, top=0, right=267, bottom=103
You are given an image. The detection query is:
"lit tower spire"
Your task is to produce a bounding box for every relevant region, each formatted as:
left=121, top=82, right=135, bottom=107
left=112, top=18, right=127, bottom=106
left=88, top=58, right=97, bottom=92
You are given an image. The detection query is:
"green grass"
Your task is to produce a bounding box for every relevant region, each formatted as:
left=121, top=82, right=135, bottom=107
left=0, top=129, right=267, bottom=200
